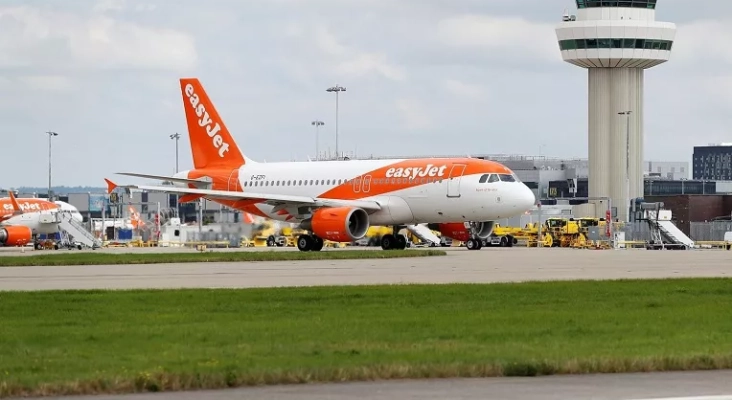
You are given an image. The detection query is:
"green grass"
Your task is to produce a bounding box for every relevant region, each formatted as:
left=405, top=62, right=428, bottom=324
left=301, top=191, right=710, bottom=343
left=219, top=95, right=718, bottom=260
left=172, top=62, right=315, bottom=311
left=2, top=279, right=732, bottom=397
left=0, top=249, right=446, bottom=267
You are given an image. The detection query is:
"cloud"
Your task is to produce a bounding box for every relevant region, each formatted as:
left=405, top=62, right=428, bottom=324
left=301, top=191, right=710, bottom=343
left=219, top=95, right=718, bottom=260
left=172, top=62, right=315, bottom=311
left=288, top=24, right=406, bottom=82
left=19, top=75, right=74, bottom=91
left=0, top=0, right=730, bottom=187
left=436, top=15, right=559, bottom=63
left=442, top=78, right=485, bottom=99
left=672, top=18, right=732, bottom=70
left=0, top=4, right=197, bottom=72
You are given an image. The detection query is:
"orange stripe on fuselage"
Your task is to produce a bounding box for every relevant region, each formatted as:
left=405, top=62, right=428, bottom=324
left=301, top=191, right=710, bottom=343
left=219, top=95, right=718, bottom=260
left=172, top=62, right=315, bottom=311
left=0, top=197, right=58, bottom=219
left=317, top=158, right=511, bottom=200
left=183, top=168, right=270, bottom=218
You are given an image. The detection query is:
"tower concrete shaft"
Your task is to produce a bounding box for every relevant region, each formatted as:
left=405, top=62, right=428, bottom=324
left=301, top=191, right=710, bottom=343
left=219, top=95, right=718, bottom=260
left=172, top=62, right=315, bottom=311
left=556, top=0, right=676, bottom=222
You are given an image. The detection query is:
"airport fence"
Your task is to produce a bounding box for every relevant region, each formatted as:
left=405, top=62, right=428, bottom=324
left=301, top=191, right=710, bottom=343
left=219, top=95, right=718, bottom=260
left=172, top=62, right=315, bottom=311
left=186, top=231, right=243, bottom=247
left=495, top=218, right=731, bottom=243
left=594, top=221, right=731, bottom=242
left=689, top=221, right=732, bottom=242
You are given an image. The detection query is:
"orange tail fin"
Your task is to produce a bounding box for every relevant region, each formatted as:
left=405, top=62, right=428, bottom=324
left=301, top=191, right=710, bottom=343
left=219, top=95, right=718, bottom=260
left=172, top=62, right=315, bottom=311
left=104, top=178, right=118, bottom=194
left=8, top=191, right=21, bottom=213
left=180, top=78, right=246, bottom=169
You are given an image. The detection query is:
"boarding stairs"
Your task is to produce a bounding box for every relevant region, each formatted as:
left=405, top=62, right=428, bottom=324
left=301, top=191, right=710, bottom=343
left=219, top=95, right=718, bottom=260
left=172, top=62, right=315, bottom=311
left=58, top=211, right=102, bottom=249
left=406, top=224, right=441, bottom=246
left=645, top=210, right=695, bottom=250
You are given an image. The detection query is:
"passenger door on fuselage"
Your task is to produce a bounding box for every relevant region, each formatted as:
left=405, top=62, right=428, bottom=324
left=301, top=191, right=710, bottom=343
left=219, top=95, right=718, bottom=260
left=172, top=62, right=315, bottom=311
left=446, top=164, right=466, bottom=198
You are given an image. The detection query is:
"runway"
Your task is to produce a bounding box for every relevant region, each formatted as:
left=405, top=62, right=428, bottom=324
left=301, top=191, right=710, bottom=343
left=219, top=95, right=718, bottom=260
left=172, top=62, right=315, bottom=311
left=0, top=247, right=730, bottom=291
left=20, top=371, right=732, bottom=400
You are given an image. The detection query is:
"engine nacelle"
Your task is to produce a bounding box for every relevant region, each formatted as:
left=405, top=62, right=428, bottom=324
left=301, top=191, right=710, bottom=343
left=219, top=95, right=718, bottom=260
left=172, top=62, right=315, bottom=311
left=429, top=221, right=496, bottom=241
left=474, top=221, right=496, bottom=239
left=0, top=225, right=33, bottom=246
left=300, top=207, right=370, bottom=242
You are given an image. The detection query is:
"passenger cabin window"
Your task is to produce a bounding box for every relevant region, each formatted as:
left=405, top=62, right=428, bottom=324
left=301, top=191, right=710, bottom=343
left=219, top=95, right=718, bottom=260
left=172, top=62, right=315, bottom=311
left=498, top=174, right=516, bottom=182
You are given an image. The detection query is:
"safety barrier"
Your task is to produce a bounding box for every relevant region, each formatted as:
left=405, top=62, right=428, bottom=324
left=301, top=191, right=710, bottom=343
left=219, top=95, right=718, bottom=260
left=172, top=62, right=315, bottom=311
left=694, top=241, right=732, bottom=250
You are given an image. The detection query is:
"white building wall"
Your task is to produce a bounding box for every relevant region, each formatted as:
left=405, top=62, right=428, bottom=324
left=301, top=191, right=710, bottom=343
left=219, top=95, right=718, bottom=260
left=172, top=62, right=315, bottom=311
left=644, top=161, right=689, bottom=180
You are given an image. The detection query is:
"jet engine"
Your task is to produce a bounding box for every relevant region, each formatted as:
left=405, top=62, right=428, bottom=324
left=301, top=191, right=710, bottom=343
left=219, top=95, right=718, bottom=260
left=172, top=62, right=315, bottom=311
left=300, top=207, right=370, bottom=242
left=0, top=225, right=33, bottom=246
left=429, top=221, right=495, bottom=242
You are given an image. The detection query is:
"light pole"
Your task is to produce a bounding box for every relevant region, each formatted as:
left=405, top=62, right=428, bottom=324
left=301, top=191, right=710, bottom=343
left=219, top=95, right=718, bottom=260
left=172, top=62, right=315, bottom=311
left=169, top=133, right=181, bottom=219
left=618, top=110, right=632, bottom=222
left=46, top=131, right=59, bottom=200
left=311, top=120, right=324, bottom=160
left=326, top=84, right=346, bottom=159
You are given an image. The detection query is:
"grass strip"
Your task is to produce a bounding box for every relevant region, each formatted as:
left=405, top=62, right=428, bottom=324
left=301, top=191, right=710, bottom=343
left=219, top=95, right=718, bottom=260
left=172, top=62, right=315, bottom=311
left=2, top=278, right=732, bottom=397
left=0, top=249, right=446, bottom=267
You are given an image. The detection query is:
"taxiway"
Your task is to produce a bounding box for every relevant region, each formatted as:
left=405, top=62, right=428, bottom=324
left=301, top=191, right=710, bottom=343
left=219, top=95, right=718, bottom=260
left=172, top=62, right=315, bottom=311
left=0, top=247, right=730, bottom=291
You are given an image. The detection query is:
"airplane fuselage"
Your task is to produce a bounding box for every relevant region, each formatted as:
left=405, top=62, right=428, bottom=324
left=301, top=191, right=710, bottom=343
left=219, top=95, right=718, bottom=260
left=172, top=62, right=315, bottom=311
left=174, top=157, right=536, bottom=226
left=0, top=199, right=84, bottom=235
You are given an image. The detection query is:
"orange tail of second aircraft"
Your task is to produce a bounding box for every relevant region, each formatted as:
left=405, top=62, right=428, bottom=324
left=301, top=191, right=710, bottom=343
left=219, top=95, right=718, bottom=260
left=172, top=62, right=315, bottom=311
left=180, top=78, right=246, bottom=169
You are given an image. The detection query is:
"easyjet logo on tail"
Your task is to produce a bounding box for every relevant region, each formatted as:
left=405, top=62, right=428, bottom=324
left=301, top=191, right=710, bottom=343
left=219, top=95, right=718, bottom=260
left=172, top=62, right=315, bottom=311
left=184, top=83, right=230, bottom=158
left=385, top=164, right=448, bottom=179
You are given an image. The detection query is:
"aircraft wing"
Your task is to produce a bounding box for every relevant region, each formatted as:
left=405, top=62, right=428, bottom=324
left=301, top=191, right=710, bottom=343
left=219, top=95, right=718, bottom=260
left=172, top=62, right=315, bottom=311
left=107, top=181, right=383, bottom=212
left=116, top=172, right=211, bottom=188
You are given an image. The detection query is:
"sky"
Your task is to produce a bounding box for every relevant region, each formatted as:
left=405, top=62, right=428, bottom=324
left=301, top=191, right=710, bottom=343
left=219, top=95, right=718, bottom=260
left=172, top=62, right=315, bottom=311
left=1, top=0, right=731, bottom=187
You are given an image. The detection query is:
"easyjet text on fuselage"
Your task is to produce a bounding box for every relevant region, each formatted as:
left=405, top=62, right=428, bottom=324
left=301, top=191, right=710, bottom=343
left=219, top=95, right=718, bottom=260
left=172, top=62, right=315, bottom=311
left=184, top=83, right=230, bottom=158
left=385, top=164, right=448, bottom=179
left=2, top=202, right=46, bottom=211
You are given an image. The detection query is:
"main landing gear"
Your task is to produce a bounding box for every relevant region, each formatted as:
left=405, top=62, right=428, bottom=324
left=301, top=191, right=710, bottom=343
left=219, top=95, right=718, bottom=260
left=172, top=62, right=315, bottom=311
left=381, top=225, right=409, bottom=250
left=465, top=238, right=483, bottom=250
left=297, top=234, right=324, bottom=252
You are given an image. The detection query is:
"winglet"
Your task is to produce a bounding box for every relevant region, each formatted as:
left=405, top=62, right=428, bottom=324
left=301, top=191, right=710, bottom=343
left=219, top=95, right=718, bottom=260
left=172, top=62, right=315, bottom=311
left=8, top=191, right=21, bottom=213
left=104, top=178, right=118, bottom=194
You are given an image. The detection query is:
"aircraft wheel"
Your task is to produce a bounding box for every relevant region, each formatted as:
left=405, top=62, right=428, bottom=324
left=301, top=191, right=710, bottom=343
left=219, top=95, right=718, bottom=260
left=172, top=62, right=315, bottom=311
left=395, top=234, right=407, bottom=250
left=466, top=238, right=479, bottom=250
left=311, top=235, right=324, bottom=251
left=506, top=235, right=514, bottom=248
left=381, top=234, right=396, bottom=250
left=297, top=235, right=312, bottom=251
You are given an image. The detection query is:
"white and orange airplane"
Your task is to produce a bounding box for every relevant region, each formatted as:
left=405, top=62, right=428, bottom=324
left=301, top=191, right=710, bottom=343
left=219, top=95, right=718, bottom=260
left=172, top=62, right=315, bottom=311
left=0, top=192, right=84, bottom=247
left=105, top=78, right=536, bottom=251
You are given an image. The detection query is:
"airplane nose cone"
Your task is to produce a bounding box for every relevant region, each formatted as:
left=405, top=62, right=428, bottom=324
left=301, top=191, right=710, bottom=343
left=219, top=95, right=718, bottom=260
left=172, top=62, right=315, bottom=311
left=519, top=184, right=536, bottom=211
left=74, top=213, right=83, bottom=223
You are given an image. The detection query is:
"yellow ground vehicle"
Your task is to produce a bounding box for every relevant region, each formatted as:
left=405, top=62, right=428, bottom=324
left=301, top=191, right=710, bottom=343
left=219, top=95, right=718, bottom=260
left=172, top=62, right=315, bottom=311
left=359, top=226, right=393, bottom=246
left=251, top=220, right=287, bottom=247
left=482, top=223, right=521, bottom=247
left=524, top=218, right=587, bottom=248
left=281, top=226, right=309, bottom=247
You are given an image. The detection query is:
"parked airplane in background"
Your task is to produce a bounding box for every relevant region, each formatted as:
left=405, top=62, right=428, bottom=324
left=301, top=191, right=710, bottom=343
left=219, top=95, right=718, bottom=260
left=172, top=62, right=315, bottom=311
left=105, top=78, right=536, bottom=251
left=0, top=192, right=83, bottom=247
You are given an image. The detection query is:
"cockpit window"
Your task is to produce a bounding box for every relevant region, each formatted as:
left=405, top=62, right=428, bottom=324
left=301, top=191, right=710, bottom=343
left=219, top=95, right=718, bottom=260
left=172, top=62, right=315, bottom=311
left=479, top=174, right=489, bottom=183
left=487, top=174, right=499, bottom=183
left=498, top=174, right=516, bottom=182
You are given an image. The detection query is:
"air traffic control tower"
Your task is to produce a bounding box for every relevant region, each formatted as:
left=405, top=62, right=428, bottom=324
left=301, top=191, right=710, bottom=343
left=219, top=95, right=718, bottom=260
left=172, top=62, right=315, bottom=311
left=555, top=0, right=676, bottom=222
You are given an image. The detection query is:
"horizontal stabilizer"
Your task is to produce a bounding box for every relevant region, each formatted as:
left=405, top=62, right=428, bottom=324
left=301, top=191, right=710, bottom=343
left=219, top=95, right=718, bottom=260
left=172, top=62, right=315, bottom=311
left=179, top=194, right=204, bottom=203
